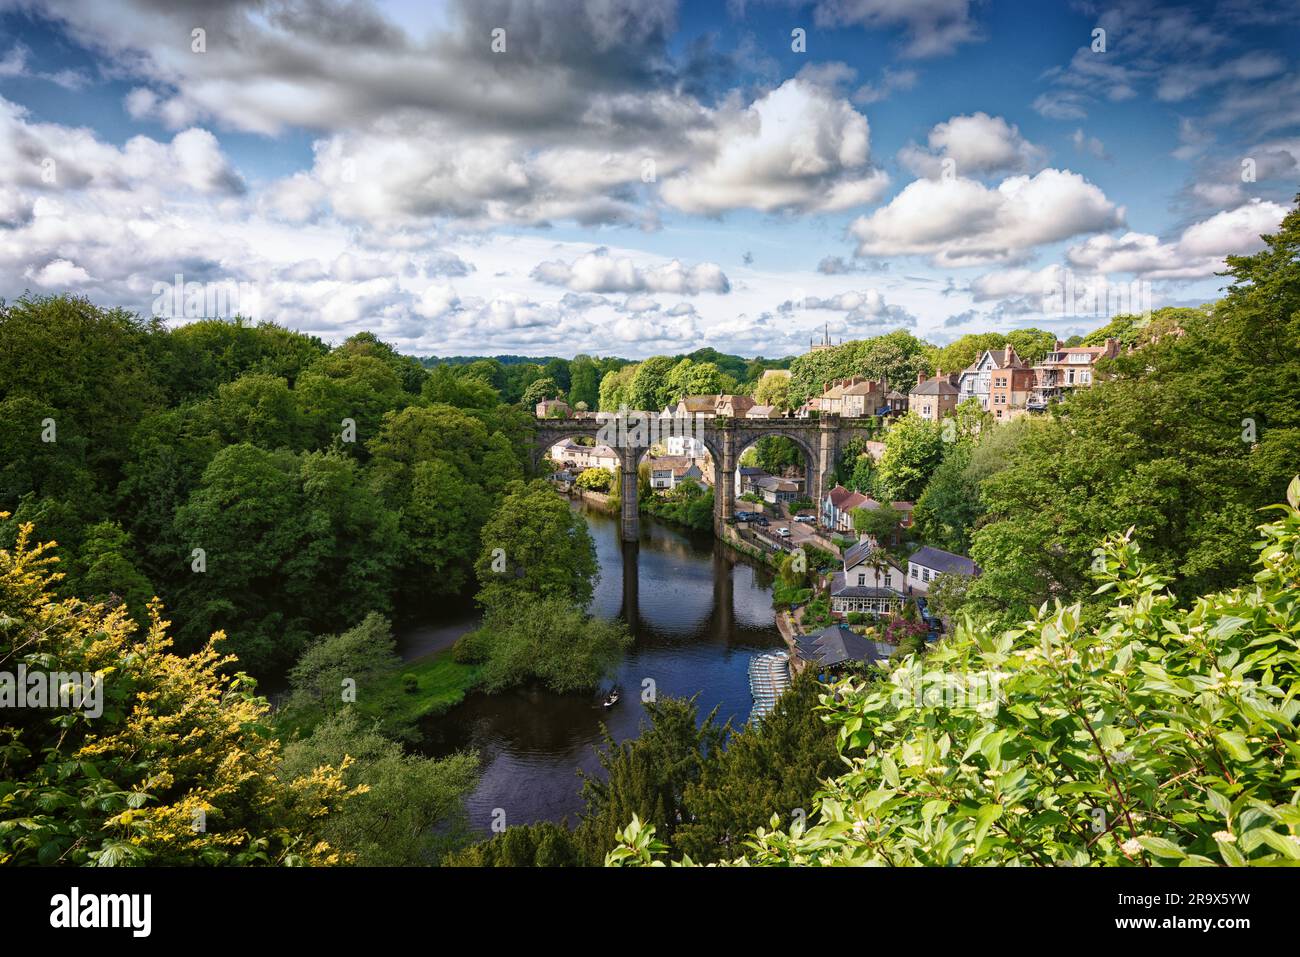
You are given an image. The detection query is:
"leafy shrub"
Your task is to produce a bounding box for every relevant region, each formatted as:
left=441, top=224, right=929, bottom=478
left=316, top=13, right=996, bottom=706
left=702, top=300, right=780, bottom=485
left=613, top=478, right=1300, bottom=866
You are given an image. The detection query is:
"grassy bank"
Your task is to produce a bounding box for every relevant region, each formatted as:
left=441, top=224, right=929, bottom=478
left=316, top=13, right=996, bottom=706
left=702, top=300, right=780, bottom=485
left=277, top=647, right=482, bottom=743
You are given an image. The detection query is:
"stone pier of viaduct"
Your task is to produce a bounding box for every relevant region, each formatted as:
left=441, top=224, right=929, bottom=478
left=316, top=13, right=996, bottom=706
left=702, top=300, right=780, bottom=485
left=533, top=414, right=882, bottom=542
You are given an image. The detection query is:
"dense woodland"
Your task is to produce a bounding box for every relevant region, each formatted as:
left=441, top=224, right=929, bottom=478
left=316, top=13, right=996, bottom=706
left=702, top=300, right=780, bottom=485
left=2, top=197, right=1297, bottom=867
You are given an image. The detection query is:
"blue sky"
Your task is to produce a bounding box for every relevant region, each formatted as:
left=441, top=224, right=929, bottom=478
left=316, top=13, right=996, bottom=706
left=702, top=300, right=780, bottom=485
left=1, top=0, right=1297, bottom=357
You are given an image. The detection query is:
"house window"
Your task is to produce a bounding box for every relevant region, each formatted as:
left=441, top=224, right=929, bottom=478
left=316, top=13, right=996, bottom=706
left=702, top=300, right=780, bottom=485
left=922, top=569, right=930, bottom=582
left=857, top=573, right=866, bottom=586
left=910, top=566, right=918, bottom=578
left=883, top=573, right=891, bottom=587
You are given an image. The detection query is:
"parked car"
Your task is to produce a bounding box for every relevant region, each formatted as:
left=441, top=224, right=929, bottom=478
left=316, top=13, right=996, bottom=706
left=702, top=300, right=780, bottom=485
left=752, top=516, right=770, bottom=527
left=735, top=510, right=752, bottom=521
left=794, top=515, right=815, bottom=524
left=777, top=527, right=791, bottom=538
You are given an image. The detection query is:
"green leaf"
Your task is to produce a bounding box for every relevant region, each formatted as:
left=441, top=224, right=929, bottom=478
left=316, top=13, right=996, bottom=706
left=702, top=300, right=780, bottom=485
left=971, top=804, right=1003, bottom=853
left=1215, top=731, right=1252, bottom=762
left=1136, top=836, right=1187, bottom=859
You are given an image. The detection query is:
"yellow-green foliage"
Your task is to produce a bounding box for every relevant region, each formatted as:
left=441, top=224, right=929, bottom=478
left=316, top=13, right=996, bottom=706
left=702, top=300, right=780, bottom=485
left=0, top=518, right=361, bottom=866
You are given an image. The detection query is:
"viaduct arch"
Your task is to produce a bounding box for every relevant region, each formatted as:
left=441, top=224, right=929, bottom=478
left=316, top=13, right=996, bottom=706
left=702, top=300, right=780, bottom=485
left=534, top=414, right=882, bottom=542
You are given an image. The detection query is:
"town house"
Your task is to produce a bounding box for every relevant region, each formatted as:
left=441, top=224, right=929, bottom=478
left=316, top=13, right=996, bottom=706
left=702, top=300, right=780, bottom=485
left=957, top=345, right=1034, bottom=419
left=908, top=370, right=960, bottom=421
left=1028, top=338, right=1120, bottom=410
left=829, top=540, right=907, bottom=616
left=907, top=545, right=981, bottom=593
left=648, top=455, right=703, bottom=490
left=549, top=439, right=619, bottom=473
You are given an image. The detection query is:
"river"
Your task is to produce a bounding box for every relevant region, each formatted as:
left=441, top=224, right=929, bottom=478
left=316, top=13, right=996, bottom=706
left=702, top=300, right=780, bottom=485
left=401, top=501, right=785, bottom=835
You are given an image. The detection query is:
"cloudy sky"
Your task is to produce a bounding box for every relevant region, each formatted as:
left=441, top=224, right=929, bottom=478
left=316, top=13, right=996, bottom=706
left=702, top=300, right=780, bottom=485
left=1, top=0, right=1297, bottom=358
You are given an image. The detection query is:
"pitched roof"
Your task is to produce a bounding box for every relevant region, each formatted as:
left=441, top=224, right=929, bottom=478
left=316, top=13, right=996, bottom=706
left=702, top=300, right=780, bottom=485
left=676, top=395, right=717, bottom=413
left=825, top=484, right=854, bottom=507
left=753, top=475, right=799, bottom=492
left=859, top=497, right=914, bottom=513
left=795, top=624, right=891, bottom=668
left=649, top=454, right=693, bottom=471
left=909, top=545, right=981, bottom=577
left=911, top=377, right=959, bottom=397
left=840, top=491, right=870, bottom=511
left=830, top=571, right=905, bottom=599
left=747, top=404, right=775, bottom=417
left=842, top=543, right=902, bottom=574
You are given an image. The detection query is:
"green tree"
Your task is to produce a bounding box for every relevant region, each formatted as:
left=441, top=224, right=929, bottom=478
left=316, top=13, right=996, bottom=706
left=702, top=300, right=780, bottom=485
left=295, top=350, right=409, bottom=451
left=575, top=467, right=615, bottom=492
left=788, top=330, right=931, bottom=408
left=598, top=364, right=636, bottom=411
left=1004, top=327, right=1057, bottom=365
left=665, top=358, right=726, bottom=403
left=171, top=445, right=402, bottom=675
left=852, top=503, right=902, bottom=544
left=0, top=294, right=164, bottom=503
left=420, top=365, right=501, bottom=410
left=207, top=373, right=304, bottom=450
left=158, top=317, right=328, bottom=400
left=753, top=372, right=791, bottom=411
left=626, top=356, right=679, bottom=411
left=567, top=355, right=602, bottom=409
left=676, top=671, right=840, bottom=862
left=577, top=696, right=726, bottom=864
left=913, top=417, right=1036, bottom=554
left=932, top=332, right=1006, bottom=377
left=0, top=519, right=356, bottom=866
left=453, top=594, right=631, bottom=694
left=66, top=520, right=155, bottom=619
left=873, top=413, right=944, bottom=502
left=446, top=821, right=584, bottom=867
left=368, top=404, right=520, bottom=601
left=521, top=376, right=562, bottom=407
left=278, top=709, right=479, bottom=866
left=474, top=480, right=598, bottom=609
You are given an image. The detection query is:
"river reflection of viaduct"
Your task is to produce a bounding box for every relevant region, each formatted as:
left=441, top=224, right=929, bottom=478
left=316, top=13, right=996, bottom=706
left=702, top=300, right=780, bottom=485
left=534, top=414, right=881, bottom=542
left=617, top=539, right=735, bottom=640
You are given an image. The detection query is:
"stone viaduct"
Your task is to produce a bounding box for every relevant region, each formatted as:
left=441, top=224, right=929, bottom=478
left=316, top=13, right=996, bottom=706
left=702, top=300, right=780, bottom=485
left=533, top=414, right=882, bottom=542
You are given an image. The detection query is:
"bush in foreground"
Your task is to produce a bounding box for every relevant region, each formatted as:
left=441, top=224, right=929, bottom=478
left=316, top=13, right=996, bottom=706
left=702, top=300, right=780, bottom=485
left=610, top=478, right=1300, bottom=867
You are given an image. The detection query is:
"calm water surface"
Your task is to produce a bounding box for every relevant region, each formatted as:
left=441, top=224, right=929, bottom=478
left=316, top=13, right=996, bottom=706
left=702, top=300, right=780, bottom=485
left=404, top=502, right=783, bottom=834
